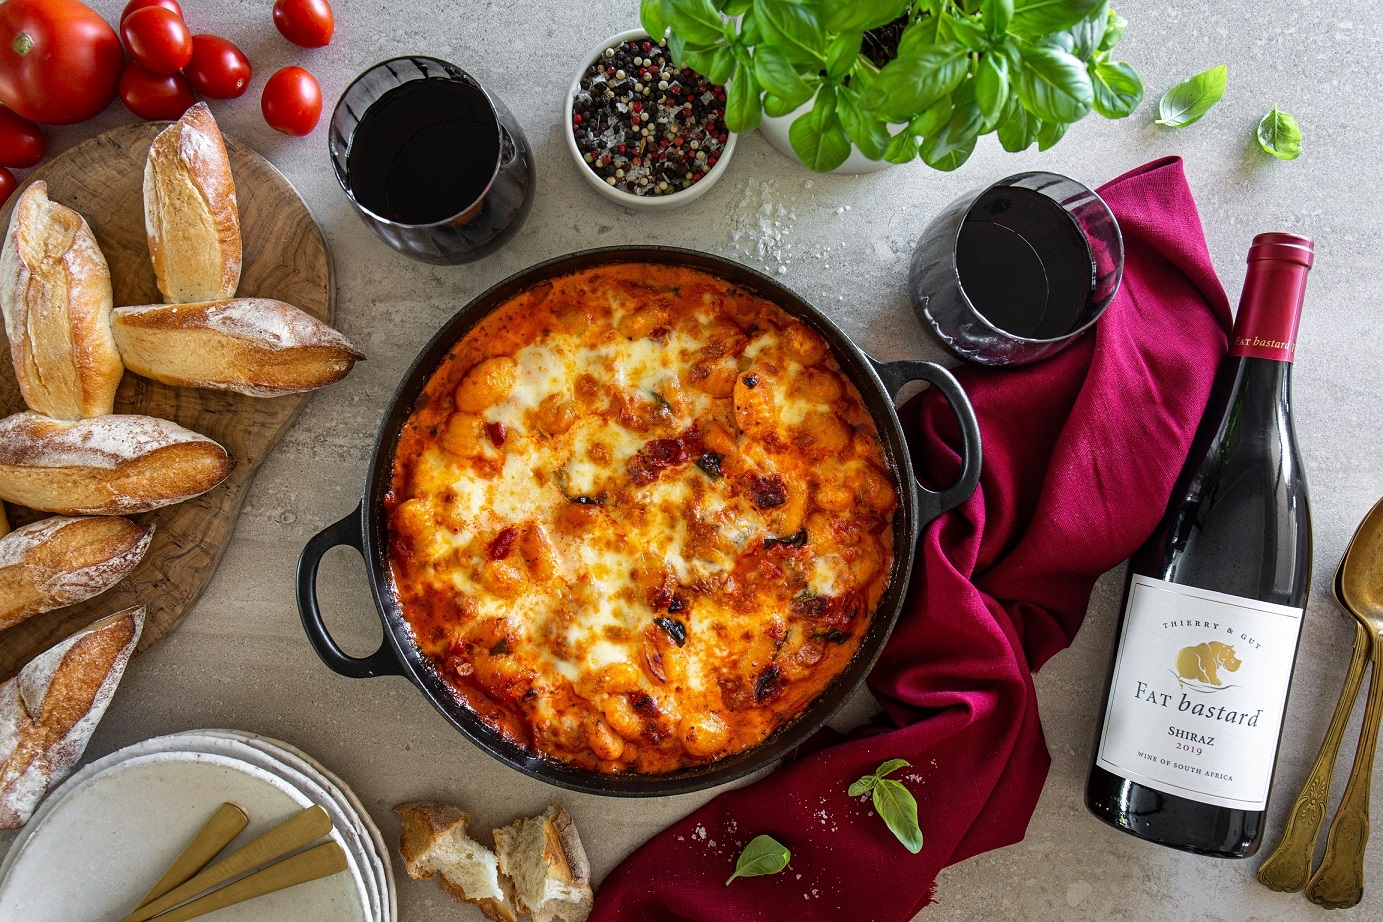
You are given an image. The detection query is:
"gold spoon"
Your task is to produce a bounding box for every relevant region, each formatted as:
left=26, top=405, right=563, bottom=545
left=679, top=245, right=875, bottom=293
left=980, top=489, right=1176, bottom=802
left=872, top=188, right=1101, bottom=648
left=1306, top=497, right=1383, bottom=908
left=136, top=803, right=248, bottom=908
left=1258, top=551, right=1373, bottom=890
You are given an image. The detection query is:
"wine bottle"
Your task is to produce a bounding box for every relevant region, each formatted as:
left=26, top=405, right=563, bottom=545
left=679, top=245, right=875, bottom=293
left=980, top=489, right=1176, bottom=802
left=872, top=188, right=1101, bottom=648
left=1085, top=232, right=1315, bottom=857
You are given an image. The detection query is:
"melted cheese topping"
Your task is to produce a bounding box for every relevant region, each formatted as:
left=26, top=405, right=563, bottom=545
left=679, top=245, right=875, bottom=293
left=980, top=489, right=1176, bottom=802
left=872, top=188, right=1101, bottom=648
left=387, top=264, right=898, bottom=773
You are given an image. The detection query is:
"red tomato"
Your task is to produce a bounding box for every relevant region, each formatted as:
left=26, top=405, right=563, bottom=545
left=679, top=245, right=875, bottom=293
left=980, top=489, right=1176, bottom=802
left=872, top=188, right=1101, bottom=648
left=186, top=34, right=251, bottom=99
left=121, top=7, right=192, bottom=74
left=0, top=168, right=15, bottom=206
left=261, top=66, right=321, bottom=135
left=272, top=0, right=334, bottom=48
left=0, top=105, right=44, bottom=168
left=119, top=61, right=196, bottom=120
left=119, top=0, right=183, bottom=24
left=0, top=0, right=123, bottom=124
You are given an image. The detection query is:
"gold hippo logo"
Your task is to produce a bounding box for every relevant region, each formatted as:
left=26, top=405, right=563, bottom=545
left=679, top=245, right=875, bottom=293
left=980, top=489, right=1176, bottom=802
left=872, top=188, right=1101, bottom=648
left=1175, top=641, right=1242, bottom=687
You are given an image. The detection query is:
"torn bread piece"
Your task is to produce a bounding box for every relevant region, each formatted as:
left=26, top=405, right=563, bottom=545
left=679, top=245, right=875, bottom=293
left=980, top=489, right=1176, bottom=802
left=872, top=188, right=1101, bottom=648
left=494, top=804, right=593, bottom=922
left=0, top=606, right=144, bottom=828
left=394, top=801, right=519, bottom=922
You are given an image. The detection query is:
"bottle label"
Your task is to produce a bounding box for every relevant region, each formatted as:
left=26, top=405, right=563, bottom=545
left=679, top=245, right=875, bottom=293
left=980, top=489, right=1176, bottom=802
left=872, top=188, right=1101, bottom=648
left=1095, top=574, right=1303, bottom=810
left=1228, top=259, right=1307, bottom=362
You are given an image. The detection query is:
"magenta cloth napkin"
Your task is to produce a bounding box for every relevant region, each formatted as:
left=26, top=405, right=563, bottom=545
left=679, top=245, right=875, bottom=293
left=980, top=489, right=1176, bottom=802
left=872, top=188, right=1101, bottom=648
left=589, top=156, right=1233, bottom=921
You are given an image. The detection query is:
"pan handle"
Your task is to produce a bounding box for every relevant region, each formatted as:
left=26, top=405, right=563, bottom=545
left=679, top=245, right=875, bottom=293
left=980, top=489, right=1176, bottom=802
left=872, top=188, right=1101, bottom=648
left=868, top=358, right=982, bottom=524
left=296, top=505, right=404, bottom=679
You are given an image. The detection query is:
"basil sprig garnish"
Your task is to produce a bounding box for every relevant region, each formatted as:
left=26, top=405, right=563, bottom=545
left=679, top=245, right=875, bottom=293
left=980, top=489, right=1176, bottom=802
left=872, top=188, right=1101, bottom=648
left=725, top=834, right=791, bottom=885
left=849, top=758, right=923, bottom=854
left=1257, top=105, right=1302, bottom=160
left=1155, top=64, right=1227, bottom=127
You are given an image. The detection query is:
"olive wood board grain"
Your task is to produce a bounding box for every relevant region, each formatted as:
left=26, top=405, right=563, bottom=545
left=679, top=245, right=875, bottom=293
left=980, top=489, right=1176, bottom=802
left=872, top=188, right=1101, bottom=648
left=0, top=121, right=335, bottom=682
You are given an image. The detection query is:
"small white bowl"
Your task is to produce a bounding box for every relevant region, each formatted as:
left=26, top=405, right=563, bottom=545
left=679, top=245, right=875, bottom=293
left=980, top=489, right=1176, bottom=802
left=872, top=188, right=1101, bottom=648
left=564, top=28, right=738, bottom=211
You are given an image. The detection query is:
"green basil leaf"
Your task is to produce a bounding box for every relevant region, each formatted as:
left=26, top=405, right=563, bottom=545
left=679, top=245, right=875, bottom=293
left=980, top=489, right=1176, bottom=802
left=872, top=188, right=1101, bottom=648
left=810, top=83, right=838, bottom=131
left=1012, top=40, right=1092, bottom=123
left=884, top=130, right=920, bottom=164
left=837, top=90, right=890, bottom=160
left=755, top=0, right=827, bottom=64
left=858, top=42, right=969, bottom=123
left=1067, top=0, right=1108, bottom=59
left=725, top=834, right=791, bottom=885
left=740, top=6, right=764, bottom=44
left=764, top=93, right=802, bottom=117
left=1090, top=59, right=1142, bottom=118
left=826, top=31, right=862, bottom=81
left=872, top=778, right=924, bottom=852
left=1099, top=9, right=1127, bottom=51
left=790, top=108, right=852, bottom=172
left=848, top=775, right=878, bottom=797
left=975, top=53, right=1009, bottom=124
left=667, top=31, right=689, bottom=69
left=664, top=0, right=728, bottom=47
left=706, top=44, right=738, bottom=85
left=908, top=95, right=952, bottom=136
left=725, top=64, right=764, bottom=132
left=996, top=94, right=1038, bottom=150
left=1036, top=117, right=1067, bottom=150
left=1257, top=105, right=1302, bottom=160
left=1010, top=0, right=1103, bottom=36
left=753, top=45, right=813, bottom=102
left=1155, top=64, right=1227, bottom=127
left=951, top=18, right=990, bottom=53
left=874, top=758, right=911, bottom=779
left=982, top=0, right=1013, bottom=35
left=898, top=13, right=943, bottom=58
left=822, top=0, right=909, bottom=34
left=927, top=86, right=983, bottom=160
left=722, top=0, right=753, bottom=14
left=1041, top=30, right=1075, bottom=55
left=642, top=0, right=670, bottom=41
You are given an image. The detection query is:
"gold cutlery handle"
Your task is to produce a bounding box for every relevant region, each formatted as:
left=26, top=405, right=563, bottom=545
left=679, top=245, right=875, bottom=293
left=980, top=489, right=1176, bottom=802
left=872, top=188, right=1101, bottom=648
left=121, top=805, right=332, bottom=922
left=1306, top=633, right=1383, bottom=909
left=1258, top=621, right=1372, bottom=892
left=137, top=803, right=248, bottom=908
left=138, top=841, right=348, bottom=922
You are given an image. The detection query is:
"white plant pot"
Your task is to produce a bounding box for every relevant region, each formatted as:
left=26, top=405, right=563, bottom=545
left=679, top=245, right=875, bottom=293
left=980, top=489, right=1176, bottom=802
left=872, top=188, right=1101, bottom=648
left=758, top=100, right=900, bottom=175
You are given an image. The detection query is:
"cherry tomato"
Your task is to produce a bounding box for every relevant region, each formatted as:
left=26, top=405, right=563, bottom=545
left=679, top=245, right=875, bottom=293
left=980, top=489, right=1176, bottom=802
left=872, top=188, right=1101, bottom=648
left=272, top=0, right=334, bottom=48
left=119, top=0, right=183, bottom=24
left=0, top=0, right=123, bottom=124
left=119, top=61, right=196, bottom=120
left=186, top=34, right=251, bottom=99
left=261, top=66, right=321, bottom=135
left=121, top=6, right=193, bottom=74
left=0, top=105, right=44, bottom=168
left=0, top=168, right=15, bottom=206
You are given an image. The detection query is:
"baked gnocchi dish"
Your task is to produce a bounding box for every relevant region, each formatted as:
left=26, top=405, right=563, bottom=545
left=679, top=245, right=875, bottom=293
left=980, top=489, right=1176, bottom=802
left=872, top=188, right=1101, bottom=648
left=386, top=263, right=897, bottom=772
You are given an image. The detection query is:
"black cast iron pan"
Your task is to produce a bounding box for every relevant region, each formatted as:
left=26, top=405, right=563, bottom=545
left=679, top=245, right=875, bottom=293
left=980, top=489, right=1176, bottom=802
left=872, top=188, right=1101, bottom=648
left=296, top=246, right=981, bottom=796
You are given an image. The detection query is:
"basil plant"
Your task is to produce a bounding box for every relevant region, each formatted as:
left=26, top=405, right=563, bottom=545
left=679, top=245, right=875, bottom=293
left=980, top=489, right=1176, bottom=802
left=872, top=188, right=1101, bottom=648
left=639, top=0, right=1144, bottom=172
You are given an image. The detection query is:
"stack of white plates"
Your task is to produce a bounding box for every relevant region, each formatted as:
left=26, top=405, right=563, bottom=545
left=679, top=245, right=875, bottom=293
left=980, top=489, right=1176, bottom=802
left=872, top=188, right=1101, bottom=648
left=0, top=729, right=396, bottom=922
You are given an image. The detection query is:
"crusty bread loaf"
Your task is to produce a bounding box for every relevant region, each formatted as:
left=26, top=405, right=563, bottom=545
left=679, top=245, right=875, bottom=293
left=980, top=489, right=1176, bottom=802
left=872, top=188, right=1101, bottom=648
left=395, top=801, right=519, bottom=922
left=144, top=103, right=240, bottom=303
left=494, top=805, right=593, bottom=922
left=0, top=412, right=234, bottom=515
left=111, top=298, right=364, bottom=397
left=0, top=182, right=124, bottom=420
left=0, top=516, right=153, bottom=631
left=0, top=606, right=144, bottom=828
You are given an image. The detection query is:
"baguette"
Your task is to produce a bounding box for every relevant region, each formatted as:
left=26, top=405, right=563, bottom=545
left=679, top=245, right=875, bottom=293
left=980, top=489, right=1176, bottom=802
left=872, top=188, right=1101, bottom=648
left=0, top=182, right=124, bottom=420
left=0, top=606, right=144, bottom=828
left=111, top=298, right=363, bottom=396
left=494, top=805, right=593, bottom=922
left=0, top=516, right=153, bottom=631
left=0, top=412, right=234, bottom=515
left=144, top=102, right=241, bottom=303
left=395, top=801, right=519, bottom=922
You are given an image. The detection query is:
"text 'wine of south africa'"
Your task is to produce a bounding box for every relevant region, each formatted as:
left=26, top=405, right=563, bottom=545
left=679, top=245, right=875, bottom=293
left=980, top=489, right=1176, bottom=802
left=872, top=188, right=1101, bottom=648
left=1086, top=232, right=1315, bottom=857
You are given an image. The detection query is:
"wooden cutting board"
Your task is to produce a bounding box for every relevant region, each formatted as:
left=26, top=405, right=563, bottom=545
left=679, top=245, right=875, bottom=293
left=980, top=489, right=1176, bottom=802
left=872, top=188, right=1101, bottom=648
left=0, top=121, right=334, bottom=682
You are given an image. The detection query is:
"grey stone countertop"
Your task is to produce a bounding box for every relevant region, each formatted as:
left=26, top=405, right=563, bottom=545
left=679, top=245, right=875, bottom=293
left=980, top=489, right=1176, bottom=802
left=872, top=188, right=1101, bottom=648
left=4, top=1, right=1381, bottom=920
